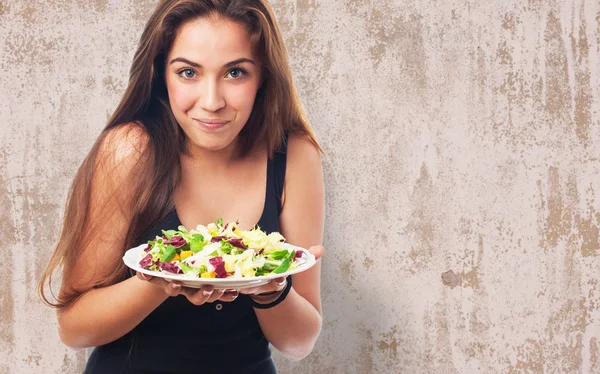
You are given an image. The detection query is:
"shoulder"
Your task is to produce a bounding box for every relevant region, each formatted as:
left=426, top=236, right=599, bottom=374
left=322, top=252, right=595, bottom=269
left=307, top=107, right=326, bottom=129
left=96, top=122, right=150, bottom=170
left=285, top=132, right=322, bottom=171
left=281, top=132, right=323, bottom=207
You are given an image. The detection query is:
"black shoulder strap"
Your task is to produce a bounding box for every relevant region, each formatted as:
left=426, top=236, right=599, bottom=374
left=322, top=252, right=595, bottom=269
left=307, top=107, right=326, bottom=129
left=272, top=133, right=288, bottom=215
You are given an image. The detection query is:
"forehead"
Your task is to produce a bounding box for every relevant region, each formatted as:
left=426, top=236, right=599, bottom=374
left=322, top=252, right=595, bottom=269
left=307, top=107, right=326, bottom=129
left=168, top=16, right=255, bottom=65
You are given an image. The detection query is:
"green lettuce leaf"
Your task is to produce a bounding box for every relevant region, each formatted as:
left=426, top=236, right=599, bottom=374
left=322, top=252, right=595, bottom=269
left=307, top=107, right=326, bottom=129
left=160, top=245, right=176, bottom=262
left=190, top=233, right=205, bottom=253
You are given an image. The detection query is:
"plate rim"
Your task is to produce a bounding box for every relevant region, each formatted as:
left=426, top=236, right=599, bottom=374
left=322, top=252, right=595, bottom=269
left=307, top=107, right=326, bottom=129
left=122, top=242, right=317, bottom=285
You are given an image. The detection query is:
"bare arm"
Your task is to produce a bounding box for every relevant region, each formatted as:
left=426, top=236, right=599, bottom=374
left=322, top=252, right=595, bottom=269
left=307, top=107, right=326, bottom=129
left=253, top=133, right=325, bottom=361
left=59, top=277, right=169, bottom=348
left=57, top=124, right=170, bottom=349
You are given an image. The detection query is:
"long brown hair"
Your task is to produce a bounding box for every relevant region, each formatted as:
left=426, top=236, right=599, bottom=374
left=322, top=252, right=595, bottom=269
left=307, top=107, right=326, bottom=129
left=38, top=0, right=322, bottom=308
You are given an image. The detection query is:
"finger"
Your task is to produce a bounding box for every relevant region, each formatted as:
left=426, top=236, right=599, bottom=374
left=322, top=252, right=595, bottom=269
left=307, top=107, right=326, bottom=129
left=273, top=277, right=287, bottom=291
left=137, top=272, right=154, bottom=282
left=164, top=281, right=182, bottom=297
left=180, top=285, right=213, bottom=306
left=308, top=245, right=325, bottom=260
left=239, top=278, right=286, bottom=295
left=219, top=290, right=239, bottom=302
left=238, top=286, right=261, bottom=295
left=206, top=289, right=226, bottom=303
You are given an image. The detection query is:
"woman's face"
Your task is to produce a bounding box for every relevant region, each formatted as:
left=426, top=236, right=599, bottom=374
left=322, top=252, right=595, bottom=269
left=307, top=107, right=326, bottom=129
left=165, top=15, right=262, bottom=153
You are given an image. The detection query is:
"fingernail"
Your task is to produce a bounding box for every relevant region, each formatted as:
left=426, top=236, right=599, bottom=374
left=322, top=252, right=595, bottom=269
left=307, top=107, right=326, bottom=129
left=172, top=283, right=181, bottom=289
left=203, top=290, right=212, bottom=296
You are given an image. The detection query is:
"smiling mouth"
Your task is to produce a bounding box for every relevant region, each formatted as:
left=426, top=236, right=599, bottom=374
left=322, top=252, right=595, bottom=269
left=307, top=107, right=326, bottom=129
left=193, top=118, right=230, bottom=130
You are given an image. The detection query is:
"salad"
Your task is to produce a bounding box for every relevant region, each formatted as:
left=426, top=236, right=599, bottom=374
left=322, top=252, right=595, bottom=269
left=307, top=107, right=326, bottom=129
left=138, top=218, right=307, bottom=278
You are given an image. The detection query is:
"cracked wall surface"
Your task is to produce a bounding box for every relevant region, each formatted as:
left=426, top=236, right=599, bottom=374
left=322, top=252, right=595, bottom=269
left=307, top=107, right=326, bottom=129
left=1, top=1, right=599, bottom=373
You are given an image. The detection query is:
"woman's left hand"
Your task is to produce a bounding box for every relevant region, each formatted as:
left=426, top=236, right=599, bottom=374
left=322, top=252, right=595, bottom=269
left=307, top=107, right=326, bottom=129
left=238, top=245, right=325, bottom=296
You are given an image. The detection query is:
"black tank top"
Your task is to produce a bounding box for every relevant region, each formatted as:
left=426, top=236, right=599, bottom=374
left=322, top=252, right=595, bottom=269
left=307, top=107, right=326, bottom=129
left=83, top=141, right=288, bottom=374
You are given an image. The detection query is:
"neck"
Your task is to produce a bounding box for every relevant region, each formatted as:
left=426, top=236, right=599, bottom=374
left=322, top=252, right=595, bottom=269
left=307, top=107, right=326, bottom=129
left=182, top=136, right=243, bottom=172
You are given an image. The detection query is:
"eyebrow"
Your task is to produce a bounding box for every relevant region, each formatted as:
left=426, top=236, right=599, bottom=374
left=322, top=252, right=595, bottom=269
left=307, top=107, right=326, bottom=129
left=169, top=57, right=255, bottom=68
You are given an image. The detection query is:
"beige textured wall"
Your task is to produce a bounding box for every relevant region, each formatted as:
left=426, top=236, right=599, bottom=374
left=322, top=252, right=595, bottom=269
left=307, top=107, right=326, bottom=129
left=1, top=0, right=599, bottom=373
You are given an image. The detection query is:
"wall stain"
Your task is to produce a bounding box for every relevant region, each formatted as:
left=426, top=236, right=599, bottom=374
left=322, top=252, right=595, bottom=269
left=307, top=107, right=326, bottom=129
left=339, top=259, right=356, bottom=285
left=376, top=326, right=400, bottom=359
left=76, top=0, right=108, bottom=13
left=470, top=33, right=488, bottom=106
left=405, top=162, right=436, bottom=274
left=355, top=327, right=374, bottom=372
left=129, top=0, right=158, bottom=22
left=85, top=75, right=96, bottom=90
left=461, top=234, right=484, bottom=291
left=365, top=4, right=427, bottom=91
left=540, top=166, right=599, bottom=259
left=496, top=40, right=513, bottom=66
left=547, top=298, right=588, bottom=337
left=507, top=339, right=544, bottom=373
left=502, top=12, right=517, bottom=32
left=0, top=2, right=9, bottom=17
left=23, top=353, right=41, bottom=367
left=0, top=149, right=14, bottom=374
left=270, top=0, right=329, bottom=101
left=441, top=270, right=461, bottom=288
left=580, top=210, right=600, bottom=257
left=572, top=5, right=592, bottom=148
left=590, top=337, right=599, bottom=373
left=17, top=4, right=35, bottom=24
left=433, top=294, right=459, bottom=373
left=464, top=341, right=485, bottom=358
left=588, top=278, right=598, bottom=312
left=460, top=267, right=480, bottom=290
left=544, top=166, right=571, bottom=248
left=580, top=185, right=599, bottom=257
left=3, top=29, right=64, bottom=68
left=422, top=309, right=435, bottom=374
left=544, top=298, right=586, bottom=372
left=102, top=75, right=123, bottom=95
left=61, top=351, right=88, bottom=373
left=490, top=7, right=543, bottom=150
left=544, top=12, right=572, bottom=124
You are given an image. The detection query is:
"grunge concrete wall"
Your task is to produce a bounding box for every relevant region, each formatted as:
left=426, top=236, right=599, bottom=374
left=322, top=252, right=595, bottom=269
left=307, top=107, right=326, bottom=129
left=1, top=0, right=599, bottom=373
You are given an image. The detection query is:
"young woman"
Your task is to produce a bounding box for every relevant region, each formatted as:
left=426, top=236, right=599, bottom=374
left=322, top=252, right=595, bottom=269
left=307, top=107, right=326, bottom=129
left=38, top=1, right=325, bottom=373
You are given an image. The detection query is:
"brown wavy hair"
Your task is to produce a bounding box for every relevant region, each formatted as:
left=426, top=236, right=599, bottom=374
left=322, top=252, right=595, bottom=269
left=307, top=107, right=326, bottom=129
left=38, top=0, right=321, bottom=308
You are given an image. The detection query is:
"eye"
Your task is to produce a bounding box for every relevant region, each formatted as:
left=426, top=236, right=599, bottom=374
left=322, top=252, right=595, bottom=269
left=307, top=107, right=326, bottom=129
left=178, top=68, right=196, bottom=79
left=227, top=68, right=247, bottom=79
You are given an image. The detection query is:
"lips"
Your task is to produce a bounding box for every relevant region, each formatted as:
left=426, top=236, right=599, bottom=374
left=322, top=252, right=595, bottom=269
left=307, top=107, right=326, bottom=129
left=193, top=118, right=230, bottom=130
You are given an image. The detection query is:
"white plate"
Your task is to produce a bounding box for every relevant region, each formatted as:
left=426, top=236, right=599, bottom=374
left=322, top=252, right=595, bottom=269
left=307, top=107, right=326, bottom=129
left=122, top=243, right=316, bottom=289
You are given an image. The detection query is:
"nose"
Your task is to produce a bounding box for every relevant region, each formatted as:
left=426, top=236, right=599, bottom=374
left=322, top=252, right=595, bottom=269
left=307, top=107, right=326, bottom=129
left=198, top=79, right=225, bottom=112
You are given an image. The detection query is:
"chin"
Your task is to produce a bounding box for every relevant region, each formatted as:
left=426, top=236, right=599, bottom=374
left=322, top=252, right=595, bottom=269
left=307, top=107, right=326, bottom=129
left=188, top=132, right=237, bottom=152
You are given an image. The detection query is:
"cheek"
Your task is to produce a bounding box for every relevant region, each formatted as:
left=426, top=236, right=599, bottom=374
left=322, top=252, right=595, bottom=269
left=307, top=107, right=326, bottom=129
left=167, top=80, right=196, bottom=114
left=229, top=84, right=260, bottom=114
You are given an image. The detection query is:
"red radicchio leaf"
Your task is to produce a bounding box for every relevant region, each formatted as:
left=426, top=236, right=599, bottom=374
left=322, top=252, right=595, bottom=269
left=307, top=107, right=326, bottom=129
left=139, top=253, right=154, bottom=268
left=209, top=257, right=227, bottom=278
left=159, top=262, right=183, bottom=274
left=215, top=263, right=227, bottom=278
left=295, top=250, right=304, bottom=258
left=227, top=238, right=247, bottom=249
left=211, top=236, right=226, bottom=243
left=143, top=244, right=152, bottom=252
left=163, top=236, right=187, bottom=248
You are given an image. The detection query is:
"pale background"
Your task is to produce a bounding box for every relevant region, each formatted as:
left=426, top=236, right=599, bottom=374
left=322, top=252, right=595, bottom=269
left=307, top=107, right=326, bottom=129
left=1, top=0, right=599, bottom=373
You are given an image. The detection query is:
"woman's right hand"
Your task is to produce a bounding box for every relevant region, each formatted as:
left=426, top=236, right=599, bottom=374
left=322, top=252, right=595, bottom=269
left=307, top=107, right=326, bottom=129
left=136, top=272, right=239, bottom=305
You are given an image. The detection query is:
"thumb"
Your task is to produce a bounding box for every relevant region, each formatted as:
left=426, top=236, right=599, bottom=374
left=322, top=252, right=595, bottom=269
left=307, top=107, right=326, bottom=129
left=308, top=245, right=325, bottom=260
